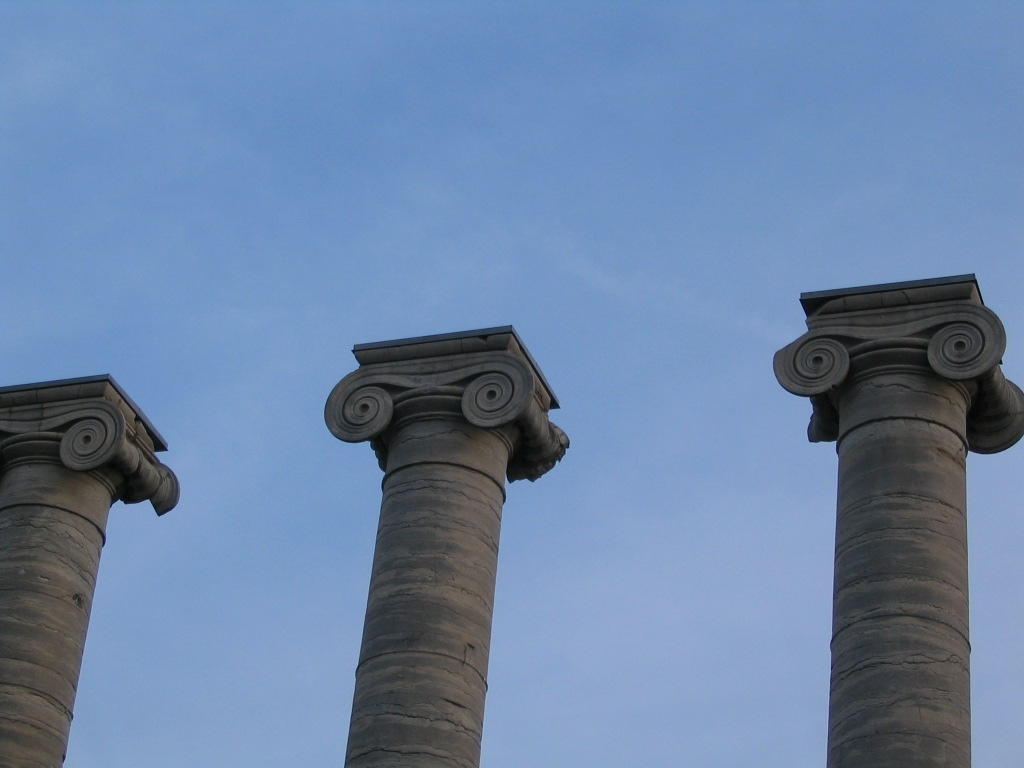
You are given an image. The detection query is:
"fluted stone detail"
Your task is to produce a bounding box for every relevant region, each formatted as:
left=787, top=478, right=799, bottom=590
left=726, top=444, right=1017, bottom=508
left=0, top=375, right=177, bottom=768
left=774, top=276, right=1024, bottom=768
left=326, top=327, right=567, bottom=768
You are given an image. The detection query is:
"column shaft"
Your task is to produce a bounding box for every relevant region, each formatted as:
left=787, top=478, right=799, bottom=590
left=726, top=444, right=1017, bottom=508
left=0, top=375, right=178, bottom=768
left=0, top=439, right=114, bottom=768
left=326, top=327, right=567, bottom=768
left=346, top=397, right=511, bottom=767
left=775, top=276, right=1024, bottom=768
left=829, top=367, right=971, bottom=767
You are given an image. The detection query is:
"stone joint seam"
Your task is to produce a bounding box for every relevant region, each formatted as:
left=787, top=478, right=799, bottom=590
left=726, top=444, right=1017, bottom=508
left=830, top=652, right=967, bottom=686
left=355, top=648, right=488, bottom=687
left=383, top=461, right=508, bottom=501
left=350, top=706, right=482, bottom=736
left=0, top=500, right=110, bottom=543
left=835, top=414, right=969, bottom=452
left=0, top=678, right=73, bottom=721
left=832, top=573, right=967, bottom=599
left=347, top=745, right=477, bottom=766
left=831, top=613, right=970, bottom=650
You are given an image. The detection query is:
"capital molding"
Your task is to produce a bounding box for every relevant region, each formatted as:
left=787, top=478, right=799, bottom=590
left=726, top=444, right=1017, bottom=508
left=774, top=275, right=1024, bottom=452
left=326, top=327, right=568, bottom=482
left=0, top=375, right=179, bottom=514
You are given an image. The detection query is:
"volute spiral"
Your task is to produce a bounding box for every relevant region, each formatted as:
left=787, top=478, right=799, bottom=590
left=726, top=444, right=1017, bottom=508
left=774, top=336, right=851, bottom=396
left=928, top=316, right=1005, bottom=380
left=461, top=367, right=533, bottom=428
left=326, top=383, right=394, bottom=443
left=59, top=410, right=124, bottom=471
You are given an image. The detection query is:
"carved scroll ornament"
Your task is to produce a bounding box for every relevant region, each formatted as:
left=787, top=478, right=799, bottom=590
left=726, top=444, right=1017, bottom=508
left=325, top=351, right=568, bottom=481
left=0, top=400, right=179, bottom=514
left=774, top=302, right=1024, bottom=452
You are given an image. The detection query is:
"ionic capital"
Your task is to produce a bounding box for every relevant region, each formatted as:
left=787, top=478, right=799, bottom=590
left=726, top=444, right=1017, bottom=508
left=0, top=375, right=179, bottom=514
left=325, top=326, right=568, bottom=481
left=774, top=275, right=1024, bottom=452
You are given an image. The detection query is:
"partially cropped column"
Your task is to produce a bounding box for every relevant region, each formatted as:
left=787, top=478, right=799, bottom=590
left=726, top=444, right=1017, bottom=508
left=0, top=375, right=178, bottom=768
left=326, top=327, right=568, bottom=768
left=775, top=275, right=1024, bottom=768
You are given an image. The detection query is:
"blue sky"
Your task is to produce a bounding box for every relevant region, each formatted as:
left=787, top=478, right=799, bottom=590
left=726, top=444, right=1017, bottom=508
left=2, top=3, right=1023, bottom=766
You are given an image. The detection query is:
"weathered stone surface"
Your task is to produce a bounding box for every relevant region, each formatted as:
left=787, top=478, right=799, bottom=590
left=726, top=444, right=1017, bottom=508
left=775, top=276, right=1024, bottom=768
left=326, top=327, right=567, bottom=768
left=0, top=375, right=178, bottom=768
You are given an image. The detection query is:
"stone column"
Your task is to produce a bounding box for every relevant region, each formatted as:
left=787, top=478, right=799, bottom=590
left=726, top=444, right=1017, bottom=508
left=775, top=275, right=1024, bottom=768
left=0, top=375, right=178, bottom=768
left=325, top=327, right=568, bottom=768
